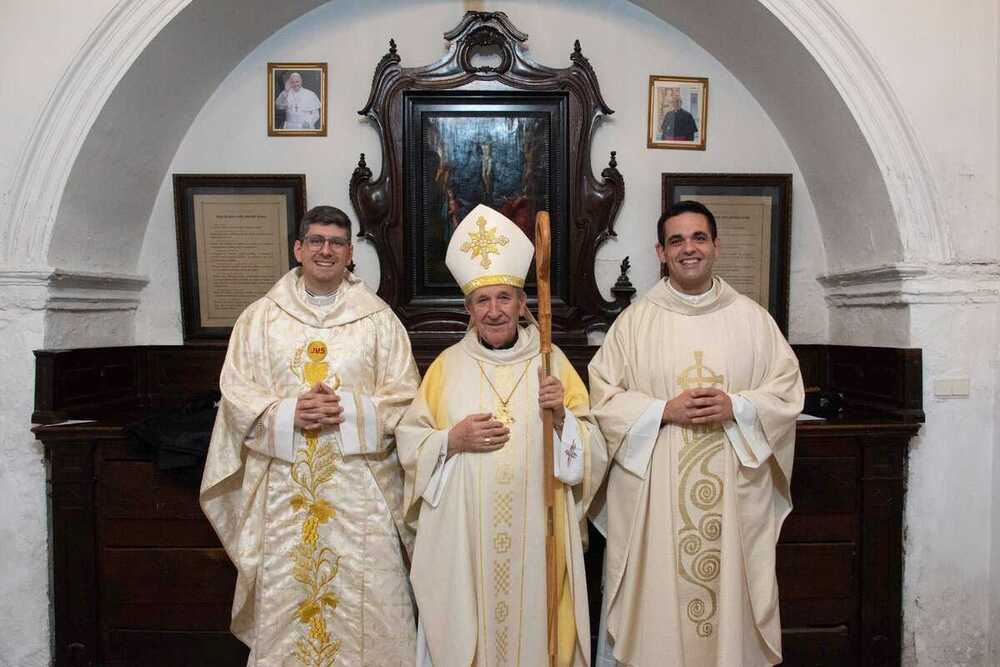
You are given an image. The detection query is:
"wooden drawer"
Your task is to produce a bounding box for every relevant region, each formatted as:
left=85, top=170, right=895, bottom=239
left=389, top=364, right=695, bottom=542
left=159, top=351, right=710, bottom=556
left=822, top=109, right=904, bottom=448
left=781, top=626, right=852, bottom=666
left=99, top=460, right=220, bottom=547
left=106, top=630, right=247, bottom=667
left=777, top=543, right=855, bottom=600
left=101, top=548, right=235, bottom=630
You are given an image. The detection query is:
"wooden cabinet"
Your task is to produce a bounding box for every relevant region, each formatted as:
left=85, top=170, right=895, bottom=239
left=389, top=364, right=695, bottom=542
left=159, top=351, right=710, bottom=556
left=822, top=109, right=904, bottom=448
left=33, top=344, right=920, bottom=666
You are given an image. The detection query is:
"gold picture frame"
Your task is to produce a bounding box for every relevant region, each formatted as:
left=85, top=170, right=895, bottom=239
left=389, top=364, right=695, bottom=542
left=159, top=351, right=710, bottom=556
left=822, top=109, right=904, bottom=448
left=647, top=75, right=708, bottom=150
left=267, top=62, right=328, bottom=137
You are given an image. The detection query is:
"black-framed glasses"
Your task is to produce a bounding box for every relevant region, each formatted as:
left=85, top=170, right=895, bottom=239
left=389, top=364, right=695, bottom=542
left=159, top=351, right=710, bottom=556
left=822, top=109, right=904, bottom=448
left=304, top=234, right=351, bottom=250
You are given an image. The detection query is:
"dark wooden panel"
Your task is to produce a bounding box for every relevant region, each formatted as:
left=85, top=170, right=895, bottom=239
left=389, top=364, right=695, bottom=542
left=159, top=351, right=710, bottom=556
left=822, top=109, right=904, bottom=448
left=103, top=519, right=220, bottom=549
left=106, top=630, right=247, bottom=667
left=790, top=457, right=858, bottom=514
left=144, top=346, right=225, bottom=406
left=861, top=474, right=905, bottom=666
left=795, top=434, right=859, bottom=458
left=100, top=439, right=156, bottom=462
left=780, top=513, right=857, bottom=543
left=863, top=441, right=906, bottom=478
left=777, top=543, right=855, bottom=600
left=102, top=548, right=236, bottom=629
left=781, top=598, right=855, bottom=627
left=33, top=347, right=141, bottom=423
left=781, top=626, right=852, bottom=666
left=827, top=346, right=923, bottom=422
left=49, top=443, right=99, bottom=667
left=100, top=461, right=204, bottom=520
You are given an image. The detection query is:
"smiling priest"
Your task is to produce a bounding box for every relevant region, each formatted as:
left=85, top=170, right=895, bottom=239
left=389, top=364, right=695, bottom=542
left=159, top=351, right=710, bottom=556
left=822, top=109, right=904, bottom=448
left=590, top=200, right=804, bottom=666
left=200, top=206, right=420, bottom=666
left=397, top=204, right=607, bottom=666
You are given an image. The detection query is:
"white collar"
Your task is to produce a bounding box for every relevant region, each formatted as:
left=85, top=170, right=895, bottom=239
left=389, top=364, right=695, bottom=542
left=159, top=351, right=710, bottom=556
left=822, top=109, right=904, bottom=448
left=304, top=286, right=339, bottom=309
left=666, top=278, right=715, bottom=305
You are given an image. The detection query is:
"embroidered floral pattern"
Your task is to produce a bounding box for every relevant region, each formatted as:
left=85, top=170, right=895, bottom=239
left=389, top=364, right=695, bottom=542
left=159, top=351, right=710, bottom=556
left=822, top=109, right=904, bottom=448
left=289, top=339, right=342, bottom=666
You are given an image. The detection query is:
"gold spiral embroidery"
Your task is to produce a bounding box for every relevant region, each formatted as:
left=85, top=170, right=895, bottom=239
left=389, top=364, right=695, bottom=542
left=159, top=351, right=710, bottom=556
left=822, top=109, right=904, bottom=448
left=676, top=351, right=725, bottom=639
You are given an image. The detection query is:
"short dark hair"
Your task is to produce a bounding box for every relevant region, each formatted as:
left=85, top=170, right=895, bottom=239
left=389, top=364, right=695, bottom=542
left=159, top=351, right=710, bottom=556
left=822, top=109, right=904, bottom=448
left=657, top=200, right=717, bottom=245
left=298, top=206, right=352, bottom=240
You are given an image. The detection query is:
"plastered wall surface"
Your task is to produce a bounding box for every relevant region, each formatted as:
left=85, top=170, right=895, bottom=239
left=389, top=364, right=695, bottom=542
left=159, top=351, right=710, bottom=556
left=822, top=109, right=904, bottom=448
left=135, top=0, right=828, bottom=347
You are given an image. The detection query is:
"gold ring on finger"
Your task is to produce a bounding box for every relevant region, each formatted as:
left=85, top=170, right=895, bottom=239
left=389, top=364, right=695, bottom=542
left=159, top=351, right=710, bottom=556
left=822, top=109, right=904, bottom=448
left=485, top=437, right=492, bottom=445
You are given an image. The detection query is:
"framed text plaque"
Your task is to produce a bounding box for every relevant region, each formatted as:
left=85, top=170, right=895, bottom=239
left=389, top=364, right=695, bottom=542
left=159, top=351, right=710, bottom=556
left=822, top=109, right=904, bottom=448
left=662, top=173, right=792, bottom=333
left=173, top=174, right=306, bottom=342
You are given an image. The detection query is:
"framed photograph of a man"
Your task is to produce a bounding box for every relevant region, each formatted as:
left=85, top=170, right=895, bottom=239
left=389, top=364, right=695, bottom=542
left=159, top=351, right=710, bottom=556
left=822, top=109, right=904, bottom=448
left=268, top=63, right=327, bottom=136
left=647, top=76, right=708, bottom=150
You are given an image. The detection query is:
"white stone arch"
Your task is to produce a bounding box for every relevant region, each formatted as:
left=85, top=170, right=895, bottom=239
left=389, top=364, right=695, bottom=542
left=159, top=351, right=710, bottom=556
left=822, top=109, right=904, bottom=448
left=3, top=0, right=945, bottom=284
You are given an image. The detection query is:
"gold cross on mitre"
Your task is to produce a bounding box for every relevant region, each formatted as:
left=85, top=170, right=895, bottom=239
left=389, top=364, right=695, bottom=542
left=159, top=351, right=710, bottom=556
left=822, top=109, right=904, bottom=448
left=460, top=216, right=509, bottom=269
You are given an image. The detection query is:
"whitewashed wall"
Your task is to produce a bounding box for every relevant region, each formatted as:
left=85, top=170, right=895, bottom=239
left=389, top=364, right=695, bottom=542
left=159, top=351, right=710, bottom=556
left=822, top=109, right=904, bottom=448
left=134, top=0, right=829, bottom=346
left=821, top=2, right=1000, bottom=663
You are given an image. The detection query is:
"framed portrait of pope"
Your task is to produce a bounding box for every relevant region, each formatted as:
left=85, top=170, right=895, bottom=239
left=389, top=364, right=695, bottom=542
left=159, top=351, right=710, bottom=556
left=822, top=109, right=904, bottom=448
left=268, top=62, right=327, bottom=136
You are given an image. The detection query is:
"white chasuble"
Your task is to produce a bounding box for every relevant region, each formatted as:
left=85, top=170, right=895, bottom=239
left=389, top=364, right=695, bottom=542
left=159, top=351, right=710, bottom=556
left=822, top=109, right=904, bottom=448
left=589, top=278, right=803, bottom=667
left=201, top=269, right=420, bottom=667
left=397, top=326, right=609, bottom=667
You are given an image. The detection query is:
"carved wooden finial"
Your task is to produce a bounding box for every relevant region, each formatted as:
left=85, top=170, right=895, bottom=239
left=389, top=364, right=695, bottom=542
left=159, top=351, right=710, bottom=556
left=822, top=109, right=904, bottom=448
left=612, top=255, right=636, bottom=306
left=358, top=153, right=367, bottom=169
left=573, top=39, right=582, bottom=55
left=389, top=38, right=397, bottom=55
left=609, top=150, right=617, bottom=169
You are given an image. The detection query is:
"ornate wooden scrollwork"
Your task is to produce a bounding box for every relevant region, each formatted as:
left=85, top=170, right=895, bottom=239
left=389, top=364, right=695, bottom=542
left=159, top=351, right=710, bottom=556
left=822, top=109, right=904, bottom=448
left=350, top=11, right=629, bottom=345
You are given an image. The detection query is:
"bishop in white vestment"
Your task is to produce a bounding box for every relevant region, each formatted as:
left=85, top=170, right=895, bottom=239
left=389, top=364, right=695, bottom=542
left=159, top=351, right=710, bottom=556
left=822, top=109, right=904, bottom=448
left=201, top=207, right=419, bottom=666
left=397, top=205, right=608, bottom=666
left=589, top=201, right=803, bottom=666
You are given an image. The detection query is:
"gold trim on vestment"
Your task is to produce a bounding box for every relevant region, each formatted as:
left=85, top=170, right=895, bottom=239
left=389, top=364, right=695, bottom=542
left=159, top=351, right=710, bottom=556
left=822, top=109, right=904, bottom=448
left=461, top=274, right=526, bottom=295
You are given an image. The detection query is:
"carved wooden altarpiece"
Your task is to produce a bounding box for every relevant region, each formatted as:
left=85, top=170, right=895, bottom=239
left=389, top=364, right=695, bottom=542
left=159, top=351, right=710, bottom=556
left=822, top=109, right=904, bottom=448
left=350, top=11, right=630, bottom=349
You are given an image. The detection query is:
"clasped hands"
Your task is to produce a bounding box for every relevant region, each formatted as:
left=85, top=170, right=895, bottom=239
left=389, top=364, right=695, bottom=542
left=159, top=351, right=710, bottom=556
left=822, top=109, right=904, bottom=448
left=294, top=381, right=344, bottom=431
left=447, top=370, right=566, bottom=458
left=661, top=387, right=733, bottom=426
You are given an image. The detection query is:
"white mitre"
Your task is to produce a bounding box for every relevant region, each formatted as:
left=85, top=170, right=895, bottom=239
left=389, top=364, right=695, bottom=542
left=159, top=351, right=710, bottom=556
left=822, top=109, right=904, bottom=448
left=446, top=203, right=534, bottom=295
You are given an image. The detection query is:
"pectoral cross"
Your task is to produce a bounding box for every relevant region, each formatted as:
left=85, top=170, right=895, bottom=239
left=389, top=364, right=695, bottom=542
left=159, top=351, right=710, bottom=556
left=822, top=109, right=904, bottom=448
left=494, top=403, right=514, bottom=427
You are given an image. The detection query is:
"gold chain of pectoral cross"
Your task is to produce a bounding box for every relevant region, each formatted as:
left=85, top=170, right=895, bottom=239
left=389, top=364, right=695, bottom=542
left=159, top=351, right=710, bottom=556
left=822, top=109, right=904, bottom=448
left=476, top=359, right=534, bottom=427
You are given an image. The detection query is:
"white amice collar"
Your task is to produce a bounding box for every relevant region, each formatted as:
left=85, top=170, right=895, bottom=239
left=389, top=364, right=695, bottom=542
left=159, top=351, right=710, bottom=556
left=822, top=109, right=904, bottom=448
left=666, top=278, right=716, bottom=305
left=304, top=285, right=339, bottom=309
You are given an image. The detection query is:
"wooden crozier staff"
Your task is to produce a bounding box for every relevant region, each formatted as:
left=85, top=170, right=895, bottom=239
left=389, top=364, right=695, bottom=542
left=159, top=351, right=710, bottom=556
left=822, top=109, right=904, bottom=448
left=535, top=211, right=574, bottom=667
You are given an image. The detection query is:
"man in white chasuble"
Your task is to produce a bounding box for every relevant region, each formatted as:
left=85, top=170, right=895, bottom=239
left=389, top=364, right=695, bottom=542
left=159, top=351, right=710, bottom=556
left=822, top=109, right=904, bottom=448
left=201, top=205, right=419, bottom=666
left=397, top=204, right=608, bottom=667
left=589, top=200, right=804, bottom=667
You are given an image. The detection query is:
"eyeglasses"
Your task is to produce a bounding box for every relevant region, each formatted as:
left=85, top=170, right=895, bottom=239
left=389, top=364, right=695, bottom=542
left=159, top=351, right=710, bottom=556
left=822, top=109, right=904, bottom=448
left=304, top=234, right=351, bottom=250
